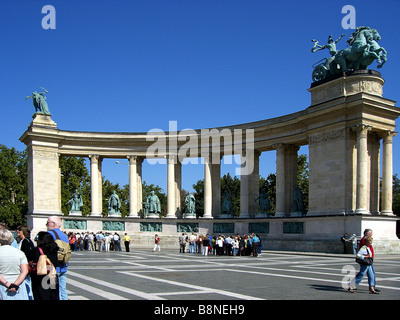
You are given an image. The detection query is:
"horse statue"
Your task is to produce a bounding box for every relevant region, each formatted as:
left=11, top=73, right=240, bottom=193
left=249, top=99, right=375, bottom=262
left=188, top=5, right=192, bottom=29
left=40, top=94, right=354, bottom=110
left=311, top=27, right=387, bottom=82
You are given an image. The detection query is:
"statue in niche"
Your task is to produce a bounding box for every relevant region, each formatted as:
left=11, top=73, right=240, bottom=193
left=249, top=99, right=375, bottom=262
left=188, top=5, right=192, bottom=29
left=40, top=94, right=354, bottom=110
left=146, top=191, right=161, bottom=215
left=255, top=189, right=271, bottom=213
left=184, top=193, right=196, bottom=215
left=66, top=189, right=83, bottom=213
left=25, top=87, right=51, bottom=115
left=292, top=185, right=306, bottom=215
left=108, top=190, right=121, bottom=216
left=221, top=190, right=233, bottom=215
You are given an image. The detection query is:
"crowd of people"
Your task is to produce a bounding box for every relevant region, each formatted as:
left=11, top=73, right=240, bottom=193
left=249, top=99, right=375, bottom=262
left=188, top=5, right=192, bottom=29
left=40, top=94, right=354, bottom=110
left=179, top=233, right=262, bottom=257
left=66, top=231, right=128, bottom=252
left=1, top=218, right=382, bottom=300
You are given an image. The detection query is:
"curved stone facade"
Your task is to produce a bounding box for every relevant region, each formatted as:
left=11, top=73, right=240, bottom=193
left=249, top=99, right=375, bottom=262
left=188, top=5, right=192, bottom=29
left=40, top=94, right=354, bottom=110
left=20, top=73, right=400, bottom=253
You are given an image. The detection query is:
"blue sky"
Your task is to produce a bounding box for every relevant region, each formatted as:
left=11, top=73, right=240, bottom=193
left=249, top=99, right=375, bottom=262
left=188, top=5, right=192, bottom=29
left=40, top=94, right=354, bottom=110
left=1, top=0, right=399, bottom=193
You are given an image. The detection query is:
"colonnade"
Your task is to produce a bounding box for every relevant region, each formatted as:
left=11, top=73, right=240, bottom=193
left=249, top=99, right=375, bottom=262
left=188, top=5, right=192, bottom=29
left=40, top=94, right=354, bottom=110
left=84, top=127, right=396, bottom=219
left=352, top=125, right=396, bottom=215
left=20, top=72, right=399, bottom=221
left=87, top=152, right=267, bottom=219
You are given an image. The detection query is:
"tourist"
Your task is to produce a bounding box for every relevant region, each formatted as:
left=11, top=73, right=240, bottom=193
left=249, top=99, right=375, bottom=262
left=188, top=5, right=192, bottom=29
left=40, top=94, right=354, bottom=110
left=197, top=234, right=203, bottom=254
left=16, top=225, right=35, bottom=300
left=232, top=237, right=239, bottom=256
left=88, top=232, right=95, bottom=251
left=211, top=236, right=217, bottom=255
left=46, top=216, right=69, bottom=300
left=153, top=234, right=161, bottom=252
left=207, top=234, right=213, bottom=255
left=216, top=236, right=224, bottom=256
left=348, top=236, right=379, bottom=294
left=238, top=235, right=245, bottom=256
left=359, top=229, right=379, bottom=292
left=104, top=233, right=111, bottom=252
left=246, top=235, right=252, bottom=256
left=123, top=233, right=131, bottom=252
left=113, top=232, right=122, bottom=251
left=225, top=235, right=233, bottom=256
left=68, top=232, right=76, bottom=251
left=257, top=234, right=263, bottom=257
left=202, top=235, right=210, bottom=256
left=252, top=233, right=260, bottom=257
left=189, top=233, right=196, bottom=253
left=30, top=231, right=59, bottom=300
left=76, top=232, right=83, bottom=250
left=96, top=231, right=104, bottom=251
left=0, top=228, right=29, bottom=300
left=179, top=233, right=187, bottom=253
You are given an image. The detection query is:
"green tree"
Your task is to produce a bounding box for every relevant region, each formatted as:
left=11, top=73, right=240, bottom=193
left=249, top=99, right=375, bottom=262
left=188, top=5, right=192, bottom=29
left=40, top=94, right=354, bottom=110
left=192, top=179, right=204, bottom=217
left=296, top=154, right=309, bottom=212
left=0, top=145, right=28, bottom=227
left=393, top=174, right=400, bottom=217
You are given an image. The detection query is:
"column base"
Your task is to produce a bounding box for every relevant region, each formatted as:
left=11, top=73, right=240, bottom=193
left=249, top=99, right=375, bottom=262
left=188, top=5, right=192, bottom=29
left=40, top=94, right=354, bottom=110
left=69, top=211, right=82, bottom=216
left=146, top=213, right=159, bottom=218
left=90, top=212, right=102, bottom=217
left=381, top=210, right=394, bottom=216
left=355, top=208, right=370, bottom=214
left=274, top=212, right=287, bottom=218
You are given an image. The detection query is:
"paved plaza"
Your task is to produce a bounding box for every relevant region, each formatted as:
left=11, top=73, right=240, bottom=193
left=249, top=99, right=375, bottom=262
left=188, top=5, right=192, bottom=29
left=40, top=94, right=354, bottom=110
left=65, top=248, right=400, bottom=301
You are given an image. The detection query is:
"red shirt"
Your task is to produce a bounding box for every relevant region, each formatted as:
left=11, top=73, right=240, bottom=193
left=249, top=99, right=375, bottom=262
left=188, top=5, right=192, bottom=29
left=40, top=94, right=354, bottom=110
left=359, top=236, right=374, bottom=258
left=155, top=237, right=160, bottom=244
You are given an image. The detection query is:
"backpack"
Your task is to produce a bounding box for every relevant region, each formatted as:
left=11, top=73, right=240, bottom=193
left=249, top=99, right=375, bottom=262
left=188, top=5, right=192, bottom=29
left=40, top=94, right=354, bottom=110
left=49, top=230, right=71, bottom=264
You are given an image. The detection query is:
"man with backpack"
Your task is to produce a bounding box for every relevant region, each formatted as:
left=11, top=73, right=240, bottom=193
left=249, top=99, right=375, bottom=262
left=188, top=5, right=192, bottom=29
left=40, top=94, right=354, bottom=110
left=46, top=216, right=71, bottom=300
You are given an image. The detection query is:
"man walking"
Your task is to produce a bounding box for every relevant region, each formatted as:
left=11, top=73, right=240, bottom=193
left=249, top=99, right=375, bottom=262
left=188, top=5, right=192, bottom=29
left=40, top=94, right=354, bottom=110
left=46, top=216, right=69, bottom=300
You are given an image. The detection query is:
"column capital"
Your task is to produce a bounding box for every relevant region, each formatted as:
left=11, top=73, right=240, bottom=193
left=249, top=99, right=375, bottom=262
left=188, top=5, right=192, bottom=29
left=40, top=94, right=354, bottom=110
left=382, top=130, right=397, bottom=143
left=272, top=143, right=285, bottom=150
left=352, top=124, right=372, bottom=137
left=127, top=155, right=137, bottom=164
left=167, top=154, right=178, bottom=164
left=88, top=154, right=100, bottom=163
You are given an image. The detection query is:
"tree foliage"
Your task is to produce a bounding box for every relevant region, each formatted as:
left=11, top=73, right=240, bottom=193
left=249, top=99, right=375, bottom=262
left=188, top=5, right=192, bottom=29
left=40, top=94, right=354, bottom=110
left=0, top=145, right=28, bottom=227
left=393, top=174, right=400, bottom=217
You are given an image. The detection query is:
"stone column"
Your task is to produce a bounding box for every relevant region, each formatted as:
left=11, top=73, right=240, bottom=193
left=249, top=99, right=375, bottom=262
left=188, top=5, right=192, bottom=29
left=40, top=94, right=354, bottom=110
left=211, top=156, right=221, bottom=218
left=166, top=155, right=177, bottom=218
left=239, top=150, right=250, bottom=218
left=274, top=144, right=286, bottom=217
left=136, top=157, right=144, bottom=216
left=175, top=160, right=182, bottom=217
left=381, top=131, right=397, bottom=215
left=203, top=154, right=213, bottom=218
left=287, top=145, right=299, bottom=216
left=247, top=151, right=260, bottom=217
left=89, top=154, right=101, bottom=216
left=353, top=125, right=371, bottom=214
left=97, top=157, right=103, bottom=214
left=128, top=155, right=139, bottom=218
left=369, top=133, right=381, bottom=215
